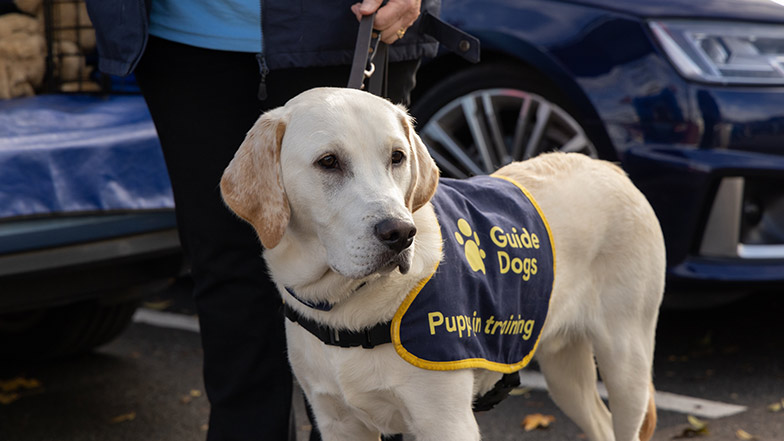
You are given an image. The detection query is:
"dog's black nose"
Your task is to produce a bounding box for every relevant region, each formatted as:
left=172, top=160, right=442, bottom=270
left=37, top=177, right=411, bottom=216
left=374, top=219, right=417, bottom=253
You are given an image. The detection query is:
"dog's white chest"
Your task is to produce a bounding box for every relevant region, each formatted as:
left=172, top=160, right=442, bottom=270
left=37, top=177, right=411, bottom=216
left=286, top=321, right=414, bottom=432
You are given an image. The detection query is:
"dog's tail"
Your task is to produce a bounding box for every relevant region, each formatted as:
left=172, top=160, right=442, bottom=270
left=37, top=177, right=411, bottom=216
left=639, top=381, right=657, bottom=441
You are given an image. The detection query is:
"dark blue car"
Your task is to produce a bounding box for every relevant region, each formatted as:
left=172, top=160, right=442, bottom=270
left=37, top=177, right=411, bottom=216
left=410, top=0, right=784, bottom=307
left=0, top=95, right=182, bottom=359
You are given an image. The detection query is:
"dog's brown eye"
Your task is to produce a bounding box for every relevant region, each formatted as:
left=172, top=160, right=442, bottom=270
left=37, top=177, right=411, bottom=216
left=391, top=150, right=405, bottom=165
left=317, top=155, right=339, bottom=170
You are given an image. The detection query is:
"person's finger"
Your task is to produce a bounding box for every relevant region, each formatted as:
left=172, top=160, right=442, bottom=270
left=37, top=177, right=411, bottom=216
left=378, top=17, right=410, bottom=44
left=350, top=3, right=363, bottom=21
left=357, top=0, right=384, bottom=15
left=374, top=0, right=420, bottom=30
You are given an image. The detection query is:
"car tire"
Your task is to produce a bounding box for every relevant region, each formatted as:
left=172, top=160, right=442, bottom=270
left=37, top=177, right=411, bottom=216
left=411, top=62, right=602, bottom=178
left=0, top=299, right=139, bottom=360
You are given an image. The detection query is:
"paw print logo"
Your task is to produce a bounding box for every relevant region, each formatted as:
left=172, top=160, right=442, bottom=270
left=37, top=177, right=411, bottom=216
left=454, top=218, right=486, bottom=274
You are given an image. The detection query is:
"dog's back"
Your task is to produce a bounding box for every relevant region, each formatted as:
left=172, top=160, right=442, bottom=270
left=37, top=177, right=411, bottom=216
left=496, top=152, right=665, bottom=441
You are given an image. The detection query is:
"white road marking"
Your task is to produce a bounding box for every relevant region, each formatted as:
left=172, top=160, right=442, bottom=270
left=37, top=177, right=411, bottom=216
left=132, top=308, right=200, bottom=333
left=132, top=309, right=748, bottom=419
left=518, top=371, right=747, bottom=419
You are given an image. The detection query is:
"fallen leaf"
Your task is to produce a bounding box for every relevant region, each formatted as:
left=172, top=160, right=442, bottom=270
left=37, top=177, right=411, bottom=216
left=0, top=377, right=42, bottom=392
left=767, top=398, right=784, bottom=412
left=697, top=331, right=712, bottom=348
left=673, top=415, right=710, bottom=438
left=687, top=415, right=707, bottom=431
left=109, top=412, right=136, bottom=424
left=182, top=389, right=203, bottom=404
left=143, top=299, right=173, bottom=310
left=508, top=387, right=530, bottom=396
left=521, top=413, right=555, bottom=431
left=735, top=429, right=755, bottom=440
left=0, top=392, right=20, bottom=405
left=0, top=377, right=43, bottom=405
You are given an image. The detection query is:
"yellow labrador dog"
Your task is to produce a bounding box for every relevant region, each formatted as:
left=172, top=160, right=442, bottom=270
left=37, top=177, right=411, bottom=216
left=220, top=87, right=665, bottom=441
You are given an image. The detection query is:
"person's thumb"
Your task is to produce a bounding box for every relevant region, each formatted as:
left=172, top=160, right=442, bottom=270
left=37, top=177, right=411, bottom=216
left=358, top=0, right=383, bottom=14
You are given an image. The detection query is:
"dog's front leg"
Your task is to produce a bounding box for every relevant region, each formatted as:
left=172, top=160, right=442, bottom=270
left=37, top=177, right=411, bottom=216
left=408, top=409, right=479, bottom=441
left=399, top=369, right=481, bottom=441
left=309, top=392, right=383, bottom=441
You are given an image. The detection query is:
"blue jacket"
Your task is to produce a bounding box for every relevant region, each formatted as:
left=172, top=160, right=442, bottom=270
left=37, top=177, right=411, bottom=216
left=392, top=175, right=555, bottom=373
left=85, top=0, right=440, bottom=77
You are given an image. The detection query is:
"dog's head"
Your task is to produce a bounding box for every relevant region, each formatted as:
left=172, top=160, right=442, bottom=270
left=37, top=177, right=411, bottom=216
left=220, top=88, right=439, bottom=279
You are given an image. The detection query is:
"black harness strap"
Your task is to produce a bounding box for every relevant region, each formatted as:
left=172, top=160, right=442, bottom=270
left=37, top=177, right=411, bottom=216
left=284, top=302, right=519, bottom=412
left=283, top=303, right=392, bottom=349
left=472, top=373, right=521, bottom=412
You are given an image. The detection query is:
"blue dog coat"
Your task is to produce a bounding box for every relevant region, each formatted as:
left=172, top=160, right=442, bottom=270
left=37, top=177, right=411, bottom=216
left=391, top=175, right=555, bottom=373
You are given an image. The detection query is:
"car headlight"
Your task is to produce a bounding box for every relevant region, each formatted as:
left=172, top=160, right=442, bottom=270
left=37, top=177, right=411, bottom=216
left=649, top=20, right=784, bottom=85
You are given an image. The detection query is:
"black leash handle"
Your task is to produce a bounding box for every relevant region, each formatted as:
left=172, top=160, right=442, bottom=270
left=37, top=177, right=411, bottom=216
left=348, top=13, right=388, bottom=96
left=347, top=11, right=481, bottom=95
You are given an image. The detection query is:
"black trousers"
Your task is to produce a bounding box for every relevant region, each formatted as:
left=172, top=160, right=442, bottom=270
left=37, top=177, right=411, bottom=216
left=135, top=36, right=417, bottom=441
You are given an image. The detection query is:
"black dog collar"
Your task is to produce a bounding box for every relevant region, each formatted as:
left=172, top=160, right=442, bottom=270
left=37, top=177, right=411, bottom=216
left=284, top=287, right=334, bottom=311
left=284, top=282, right=368, bottom=312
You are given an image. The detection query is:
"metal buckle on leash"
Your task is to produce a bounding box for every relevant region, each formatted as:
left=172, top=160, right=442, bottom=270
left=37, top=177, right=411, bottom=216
left=362, top=30, right=381, bottom=86
left=348, top=13, right=386, bottom=95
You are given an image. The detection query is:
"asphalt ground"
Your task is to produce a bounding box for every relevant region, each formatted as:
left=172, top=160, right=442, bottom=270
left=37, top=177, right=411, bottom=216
left=1, top=287, right=782, bottom=441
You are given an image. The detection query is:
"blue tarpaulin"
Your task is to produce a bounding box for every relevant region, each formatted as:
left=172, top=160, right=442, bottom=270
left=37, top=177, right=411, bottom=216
left=0, top=95, right=174, bottom=220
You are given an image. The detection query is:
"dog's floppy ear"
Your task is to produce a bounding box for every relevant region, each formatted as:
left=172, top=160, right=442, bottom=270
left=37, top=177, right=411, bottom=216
left=400, top=111, right=439, bottom=212
left=220, top=108, right=290, bottom=249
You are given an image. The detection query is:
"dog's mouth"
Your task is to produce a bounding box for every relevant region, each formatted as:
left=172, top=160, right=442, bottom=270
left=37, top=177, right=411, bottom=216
left=379, top=249, right=412, bottom=275
left=330, top=247, right=413, bottom=279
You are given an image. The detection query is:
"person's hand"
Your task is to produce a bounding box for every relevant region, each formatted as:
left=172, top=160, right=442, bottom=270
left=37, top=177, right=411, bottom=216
left=351, top=0, right=421, bottom=44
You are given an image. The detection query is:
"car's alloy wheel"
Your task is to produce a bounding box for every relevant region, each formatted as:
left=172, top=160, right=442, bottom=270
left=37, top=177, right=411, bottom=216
left=412, top=64, right=598, bottom=178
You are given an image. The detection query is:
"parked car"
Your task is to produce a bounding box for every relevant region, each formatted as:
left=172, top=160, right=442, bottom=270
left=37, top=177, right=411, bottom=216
left=0, top=94, right=182, bottom=360
left=3, top=0, right=779, bottom=362
left=410, top=0, right=784, bottom=307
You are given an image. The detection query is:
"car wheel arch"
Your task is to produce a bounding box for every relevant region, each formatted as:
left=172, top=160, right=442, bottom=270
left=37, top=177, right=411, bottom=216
left=413, top=36, right=617, bottom=162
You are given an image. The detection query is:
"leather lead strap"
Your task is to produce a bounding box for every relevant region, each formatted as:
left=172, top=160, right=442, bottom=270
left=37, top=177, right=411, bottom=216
left=348, top=13, right=386, bottom=94
left=366, top=41, right=388, bottom=97
left=419, top=11, right=480, bottom=64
